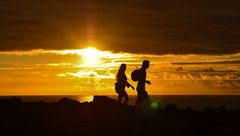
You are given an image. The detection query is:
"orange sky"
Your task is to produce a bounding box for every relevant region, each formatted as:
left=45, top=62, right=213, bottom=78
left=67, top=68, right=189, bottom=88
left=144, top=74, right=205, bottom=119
left=0, top=1, right=240, bottom=95
left=0, top=48, right=239, bottom=95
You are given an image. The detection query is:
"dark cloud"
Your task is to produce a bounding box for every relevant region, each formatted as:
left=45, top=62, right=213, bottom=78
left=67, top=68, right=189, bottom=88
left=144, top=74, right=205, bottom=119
left=0, top=0, right=240, bottom=54
left=172, top=60, right=240, bottom=65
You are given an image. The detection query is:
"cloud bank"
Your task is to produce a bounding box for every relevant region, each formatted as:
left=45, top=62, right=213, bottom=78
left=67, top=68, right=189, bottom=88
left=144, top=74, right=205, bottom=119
left=0, top=0, right=240, bottom=54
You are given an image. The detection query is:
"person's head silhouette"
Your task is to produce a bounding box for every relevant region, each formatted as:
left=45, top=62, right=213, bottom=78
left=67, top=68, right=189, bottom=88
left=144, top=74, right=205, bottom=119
left=119, top=63, right=126, bottom=72
left=142, top=60, right=150, bottom=69
left=116, top=63, right=127, bottom=79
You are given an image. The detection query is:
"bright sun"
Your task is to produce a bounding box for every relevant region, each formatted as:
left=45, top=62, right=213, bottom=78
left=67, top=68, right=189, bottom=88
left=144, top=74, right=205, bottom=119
left=65, top=46, right=118, bottom=66
left=81, top=47, right=100, bottom=65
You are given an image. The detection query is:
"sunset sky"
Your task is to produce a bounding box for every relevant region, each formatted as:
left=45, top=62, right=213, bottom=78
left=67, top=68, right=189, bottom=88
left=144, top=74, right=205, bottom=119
left=0, top=0, right=239, bottom=95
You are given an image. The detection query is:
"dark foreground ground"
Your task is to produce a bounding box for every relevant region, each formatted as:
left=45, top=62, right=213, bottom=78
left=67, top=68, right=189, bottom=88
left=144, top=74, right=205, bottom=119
left=1, top=96, right=240, bottom=136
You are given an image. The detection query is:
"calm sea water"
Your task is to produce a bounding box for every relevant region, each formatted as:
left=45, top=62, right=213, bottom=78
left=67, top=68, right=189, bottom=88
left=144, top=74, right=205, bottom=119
left=1, top=95, right=240, bottom=110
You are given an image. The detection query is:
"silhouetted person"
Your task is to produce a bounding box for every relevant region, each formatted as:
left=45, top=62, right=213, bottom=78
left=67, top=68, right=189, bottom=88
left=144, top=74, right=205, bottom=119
left=115, top=64, right=134, bottom=105
left=135, top=60, right=151, bottom=113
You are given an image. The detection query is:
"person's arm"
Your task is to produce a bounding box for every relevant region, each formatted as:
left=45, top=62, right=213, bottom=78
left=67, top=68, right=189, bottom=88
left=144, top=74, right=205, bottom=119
left=145, top=80, right=151, bottom=84
left=126, top=81, right=135, bottom=90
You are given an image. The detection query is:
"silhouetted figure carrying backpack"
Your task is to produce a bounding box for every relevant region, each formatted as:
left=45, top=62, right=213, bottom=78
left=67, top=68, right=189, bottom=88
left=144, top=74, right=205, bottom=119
left=131, top=60, right=151, bottom=114
left=115, top=64, right=134, bottom=105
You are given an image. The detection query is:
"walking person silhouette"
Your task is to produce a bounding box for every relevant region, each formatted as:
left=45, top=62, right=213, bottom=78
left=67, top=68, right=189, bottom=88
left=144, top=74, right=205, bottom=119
left=134, top=60, right=151, bottom=113
left=115, top=64, right=134, bottom=105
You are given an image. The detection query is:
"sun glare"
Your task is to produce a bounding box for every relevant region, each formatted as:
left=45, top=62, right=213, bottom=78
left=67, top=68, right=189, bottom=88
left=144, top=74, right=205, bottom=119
left=81, top=47, right=99, bottom=65
left=52, top=46, right=125, bottom=67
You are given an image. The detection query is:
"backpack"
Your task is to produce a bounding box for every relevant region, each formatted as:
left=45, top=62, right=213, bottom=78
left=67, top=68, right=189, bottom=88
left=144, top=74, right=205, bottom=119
left=131, top=68, right=140, bottom=82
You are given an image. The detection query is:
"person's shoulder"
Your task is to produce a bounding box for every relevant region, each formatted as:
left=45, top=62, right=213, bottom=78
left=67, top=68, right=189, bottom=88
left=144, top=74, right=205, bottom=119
left=139, top=68, right=146, bottom=72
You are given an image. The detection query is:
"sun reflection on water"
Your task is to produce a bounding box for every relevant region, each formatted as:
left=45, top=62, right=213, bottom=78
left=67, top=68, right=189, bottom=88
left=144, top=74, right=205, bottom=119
left=76, top=95, right=94, bottom=103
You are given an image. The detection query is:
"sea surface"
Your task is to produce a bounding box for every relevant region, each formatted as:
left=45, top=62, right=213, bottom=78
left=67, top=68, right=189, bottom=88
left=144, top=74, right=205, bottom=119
left=1, top=95, right=240, bottom=110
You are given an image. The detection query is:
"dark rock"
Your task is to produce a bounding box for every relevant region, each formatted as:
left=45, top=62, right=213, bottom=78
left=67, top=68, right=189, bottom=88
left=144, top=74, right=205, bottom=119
left=93, top=95, right=117, bottom=105
left=0, top=97, right=22, bottom=105
left=57, top=97, right=80, bottom=106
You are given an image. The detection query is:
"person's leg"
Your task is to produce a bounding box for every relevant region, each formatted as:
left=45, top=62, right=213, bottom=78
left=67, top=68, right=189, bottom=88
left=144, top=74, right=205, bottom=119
left=140, top=91, right=148, bottom=111
left=122, top=91, right=129, bottom=105
left=136, top=91, right=145, bottom=113
left=143, top=90, right=149, bottom=104
left=118, top=94, right=123, bottom=104
left=135, top=91, right=141, bottom=113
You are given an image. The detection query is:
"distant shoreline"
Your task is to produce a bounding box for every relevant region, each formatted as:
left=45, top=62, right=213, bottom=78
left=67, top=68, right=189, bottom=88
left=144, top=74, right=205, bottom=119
left=1, top=95, right=240, bottom=110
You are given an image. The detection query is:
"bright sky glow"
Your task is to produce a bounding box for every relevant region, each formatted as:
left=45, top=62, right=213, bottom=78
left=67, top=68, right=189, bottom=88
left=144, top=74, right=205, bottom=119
left=0, top=48, right=239, bottom=95
left=80, top=47, right=100, bottom=65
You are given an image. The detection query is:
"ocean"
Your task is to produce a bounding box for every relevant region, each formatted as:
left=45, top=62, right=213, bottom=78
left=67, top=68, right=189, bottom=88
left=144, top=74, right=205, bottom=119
left=1, top=95, right=240, bottom=110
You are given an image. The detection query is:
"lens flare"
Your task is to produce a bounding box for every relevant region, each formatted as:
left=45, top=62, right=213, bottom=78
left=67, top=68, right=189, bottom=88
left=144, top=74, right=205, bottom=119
left=150, top=101, right=161, bottom=110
